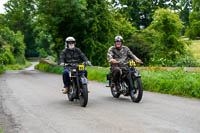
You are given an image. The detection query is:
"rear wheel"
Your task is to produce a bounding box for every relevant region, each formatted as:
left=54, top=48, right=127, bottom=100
left=130, top=78, right=143, bottom=103
left=111, top=85, right=120, bottom=98
left=79, top=84, right=88, bottom=107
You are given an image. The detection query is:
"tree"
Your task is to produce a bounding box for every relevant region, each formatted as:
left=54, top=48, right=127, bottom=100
left=4, top=0, right=37, bottom=57
left=112, top=0, right=191, bottom=29
left=35, top=0, right=135, bottom=66
left=186, top=0, right=200, bottom=39
left=148, top=8, right=185, bottom=66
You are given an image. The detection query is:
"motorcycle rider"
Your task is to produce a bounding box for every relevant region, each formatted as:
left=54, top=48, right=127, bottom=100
left=60, top=36, right=91, bottom=94
left=107, top=35, right=142, bottom=89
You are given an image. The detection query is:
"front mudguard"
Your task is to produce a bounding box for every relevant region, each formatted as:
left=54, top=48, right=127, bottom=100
left=81, top=76, right=88, bottom=85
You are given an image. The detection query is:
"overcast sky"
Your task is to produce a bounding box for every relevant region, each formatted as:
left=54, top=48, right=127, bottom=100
left=0, top=0, right=8, bottom=14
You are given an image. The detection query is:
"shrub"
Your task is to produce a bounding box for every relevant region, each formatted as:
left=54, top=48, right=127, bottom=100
left=0, top=64, right=5, bottom=74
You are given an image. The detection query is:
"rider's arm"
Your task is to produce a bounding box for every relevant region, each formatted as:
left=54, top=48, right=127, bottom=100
left=127, top=47, right=142, bottom=63
left=126, top=47, right=137, bottom=59
left=107, top=47, right=114, bottom=63
left=60, top=49, right=66, bottom=64
left=77, top=48, right=88, bottom=62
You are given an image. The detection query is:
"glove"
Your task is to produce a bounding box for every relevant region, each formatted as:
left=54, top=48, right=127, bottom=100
left=86, top=61, right=92, bottom=66
left=60, top=63, right=65, bottom=66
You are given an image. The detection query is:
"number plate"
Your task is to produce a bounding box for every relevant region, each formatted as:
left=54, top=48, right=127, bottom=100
left=129, top=61, right=136, bottom=66
left=78, top=65, right=85, bottom=70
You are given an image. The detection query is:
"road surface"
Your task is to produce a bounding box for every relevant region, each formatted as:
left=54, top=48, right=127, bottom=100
left=0, top=62, right=200, bottom=133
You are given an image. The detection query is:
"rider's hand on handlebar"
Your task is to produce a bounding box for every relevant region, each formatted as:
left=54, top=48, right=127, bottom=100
left=60, top=63, right=65, bottom=66
left=110, top=59, right=117, bottom=64
left=86, top=61, right=92, bottom=66
left=135, top=58, right=143, bottom=64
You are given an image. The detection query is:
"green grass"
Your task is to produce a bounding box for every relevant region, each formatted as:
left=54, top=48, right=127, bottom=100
left=6, top=61, right=31, bottom=70
left=187, top=40, right=200, bottom=63
left=35, top=63, right=200, bottom=99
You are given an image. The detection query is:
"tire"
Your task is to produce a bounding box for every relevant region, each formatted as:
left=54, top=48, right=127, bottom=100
left=67, top=86, right=74, bottom=101
left=111, top=85, right=120, bottom=98
left=130, top=78, right=143, bottom=103
left=79, top=84, right=88, bottom=107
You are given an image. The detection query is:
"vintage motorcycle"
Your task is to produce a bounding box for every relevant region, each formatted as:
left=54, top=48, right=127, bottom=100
left=107, top=60, right=143, bottom=103
left=64, top=63, right=89, bottom=107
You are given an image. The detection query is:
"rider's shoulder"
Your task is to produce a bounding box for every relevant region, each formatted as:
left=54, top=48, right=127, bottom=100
left=109, top=46, right=115, bottom=50
left=75, top=47, right=81, bottom=52
left=122, top=45, right=130, bottom=50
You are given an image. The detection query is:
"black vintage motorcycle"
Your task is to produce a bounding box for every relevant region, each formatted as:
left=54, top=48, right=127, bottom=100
left=107, top=60, right=143, bottom=103
left=64, top=63, right=89, bottom=107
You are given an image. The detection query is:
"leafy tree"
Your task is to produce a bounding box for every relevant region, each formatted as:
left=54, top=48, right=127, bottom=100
left=4, top=0, right=37, bottom=57
left=0, top=27, right=26, bottom=64
left=112, top=0, right=191, bottom=29
left=148, top=8, right=186, bottom=66
left=35, top=0, right=135, bottom=66
left=186, top=0, right=200, bottom=39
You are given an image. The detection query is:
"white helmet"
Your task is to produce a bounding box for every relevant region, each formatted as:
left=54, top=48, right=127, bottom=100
left=65, top=36, right=76, bottom=48
left=114, top=36, right=123, bottom=42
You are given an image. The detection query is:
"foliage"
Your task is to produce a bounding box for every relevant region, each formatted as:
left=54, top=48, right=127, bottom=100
left=186, top=40, right=200, bottom=65
left=112, top=0, right=191, bottom=29
left=186, top=0, right=200, bottom=39
left=0, top=27, right=26, bottom=64
left=126, top=29, right=158, bottom=65
left=4, top=0, right=37, bottom=57
left=35, top=63, right=64, bottom=74
left=0, top=64, right=6, bottom=74
left=147, top=8, right=187, bottom=66
left=35, top=63, right=200, bottom=99
left=34, top=0, right=136, bottom=66
left=141, top=70, right=200, bottom=98
left=6, top=61, right=31, bottom=70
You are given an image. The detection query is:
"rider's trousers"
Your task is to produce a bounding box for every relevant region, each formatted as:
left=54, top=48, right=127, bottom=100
left=62, top=69, right=88, bottom=88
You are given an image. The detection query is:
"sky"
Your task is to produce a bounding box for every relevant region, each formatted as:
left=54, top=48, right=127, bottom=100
left=0, top=0, right=8, bottom=14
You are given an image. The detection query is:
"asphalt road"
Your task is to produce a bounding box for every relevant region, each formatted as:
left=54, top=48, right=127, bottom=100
left=0, top=62, right=200, bottom=133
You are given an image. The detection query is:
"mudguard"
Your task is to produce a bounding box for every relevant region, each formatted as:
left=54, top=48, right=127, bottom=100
left=81, top=77, right=88, bottom=85
left=133, top=71, right=141, bottom=78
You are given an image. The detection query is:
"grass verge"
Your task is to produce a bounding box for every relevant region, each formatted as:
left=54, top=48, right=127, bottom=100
left=187, top=40, right=200, bottom=64
left=6, top=61, right=31, bottom=70
left=35, top=63, right=200, bottom=99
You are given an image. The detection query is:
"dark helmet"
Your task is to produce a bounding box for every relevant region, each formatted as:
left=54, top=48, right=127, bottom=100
left=114, top=36, right=123, bottom=42
left=65, top=36, right=75, bottom=48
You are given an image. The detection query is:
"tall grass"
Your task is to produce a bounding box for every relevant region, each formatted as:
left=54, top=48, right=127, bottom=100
left=187, top=40, right=200, bottom=64
left=35, top=63, right=200, bottom=99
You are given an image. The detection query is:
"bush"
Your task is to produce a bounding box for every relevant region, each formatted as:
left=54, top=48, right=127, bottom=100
left=147, top=8, right=186, bottom=66
left=126, top=31, right=155, bottom=65
left=0, top=64, right=5, bottom=74
left=0, top=51, right=15, bottom=65
left=186, top=20, right=200, bottom=39
left=0, top=27, right=26, bottom=65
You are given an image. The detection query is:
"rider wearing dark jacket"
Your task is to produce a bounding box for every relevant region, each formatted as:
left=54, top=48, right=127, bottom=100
left=107, top=36, right=142, bottom=88
left=60, top=36, right=91, bottom=94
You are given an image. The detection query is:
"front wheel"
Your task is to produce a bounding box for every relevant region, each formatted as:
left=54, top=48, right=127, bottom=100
left=79, top=84, right=88, bottom=107
left=111, top=85, right=120, bottom=98
left=67, top=86, right=74, bottom=101
left=130, top=78, right=143, bottom=103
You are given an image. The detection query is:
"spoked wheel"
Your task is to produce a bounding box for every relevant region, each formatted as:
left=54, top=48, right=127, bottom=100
left=130, top=78, right=143, bottom=103
left=111, top=85, right=120, bottom=98
left=79, top=84, right=88, bottom=107
left=67, top=86, right=74, bottom=101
